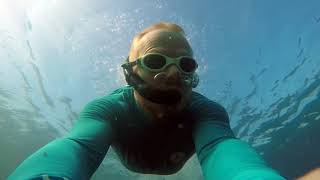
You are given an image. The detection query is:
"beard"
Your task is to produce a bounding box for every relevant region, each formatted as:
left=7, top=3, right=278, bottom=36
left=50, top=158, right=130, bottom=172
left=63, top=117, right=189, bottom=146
left=140, top=85, right=182, bottom=105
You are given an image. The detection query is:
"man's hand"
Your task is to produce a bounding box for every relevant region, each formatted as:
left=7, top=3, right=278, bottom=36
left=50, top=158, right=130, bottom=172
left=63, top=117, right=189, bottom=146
left=297, top=168, right=320, bottom=180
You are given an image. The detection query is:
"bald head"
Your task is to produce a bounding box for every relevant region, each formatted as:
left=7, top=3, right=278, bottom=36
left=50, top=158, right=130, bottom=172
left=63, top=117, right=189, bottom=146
left=129, top=23, right=193, bottom=62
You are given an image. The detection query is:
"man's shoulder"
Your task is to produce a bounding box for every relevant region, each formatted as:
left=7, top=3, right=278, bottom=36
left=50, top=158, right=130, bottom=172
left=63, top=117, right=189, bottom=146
left=81, top=86, right=134, bottom=115
left=107, top=85, right=133, bottom=96
left=189, top=91, right=224, bottom=109
left=93, top=85, right=133, bottom=103
left=187, top=91, right=230, bottom=125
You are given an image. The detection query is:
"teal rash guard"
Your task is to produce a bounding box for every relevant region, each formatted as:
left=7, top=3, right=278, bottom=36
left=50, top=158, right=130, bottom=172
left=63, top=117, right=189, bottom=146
left=8, top=86, right=286, bottom=180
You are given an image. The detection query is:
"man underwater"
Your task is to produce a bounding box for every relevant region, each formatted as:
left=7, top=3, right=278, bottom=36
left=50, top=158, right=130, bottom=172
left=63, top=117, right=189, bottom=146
left=9, top=22, right=287, bottom=180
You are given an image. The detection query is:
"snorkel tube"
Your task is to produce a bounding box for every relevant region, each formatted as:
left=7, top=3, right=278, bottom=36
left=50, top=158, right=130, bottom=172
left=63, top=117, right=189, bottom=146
left=121, top=58, right=199, bottom=105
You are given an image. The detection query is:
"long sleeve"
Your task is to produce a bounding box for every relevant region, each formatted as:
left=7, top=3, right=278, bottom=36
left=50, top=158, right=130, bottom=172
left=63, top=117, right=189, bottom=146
left=199, top=138, right=287, bottom=180
left=190, top=91, right=286, bottom=180
left=8, top=97, right=116, bottom=180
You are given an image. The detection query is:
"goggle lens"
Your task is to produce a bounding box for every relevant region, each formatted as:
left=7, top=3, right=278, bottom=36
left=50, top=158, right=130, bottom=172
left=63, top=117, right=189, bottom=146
left=180, top=57, right=197, bottom=73
left=143, top=54, right=166, bottom=69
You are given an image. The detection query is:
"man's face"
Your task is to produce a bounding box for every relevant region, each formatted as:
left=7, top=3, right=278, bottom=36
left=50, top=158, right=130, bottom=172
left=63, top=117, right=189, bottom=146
left=130, top=30, right=194, bottom=108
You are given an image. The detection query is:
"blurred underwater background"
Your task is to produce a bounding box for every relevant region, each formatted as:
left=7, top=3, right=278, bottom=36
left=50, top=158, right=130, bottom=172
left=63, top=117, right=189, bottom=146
left=0, top=0, right=319, bottom=179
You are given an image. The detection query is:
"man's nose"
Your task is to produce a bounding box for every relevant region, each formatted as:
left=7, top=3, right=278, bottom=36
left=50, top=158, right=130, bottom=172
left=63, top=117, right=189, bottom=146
left=165, top=65, right=181, bottom=82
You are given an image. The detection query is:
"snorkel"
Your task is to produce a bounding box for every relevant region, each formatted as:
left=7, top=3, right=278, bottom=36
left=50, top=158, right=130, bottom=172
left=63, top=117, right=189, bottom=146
left=121, top=57, right=199, bottom=105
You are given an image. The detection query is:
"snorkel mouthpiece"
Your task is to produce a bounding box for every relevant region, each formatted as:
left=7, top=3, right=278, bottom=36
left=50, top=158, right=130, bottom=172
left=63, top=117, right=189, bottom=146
left=153, top=72, right=167, bottom=83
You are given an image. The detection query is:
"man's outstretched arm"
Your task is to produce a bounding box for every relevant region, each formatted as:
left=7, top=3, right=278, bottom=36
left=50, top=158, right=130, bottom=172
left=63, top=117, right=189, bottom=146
left=8, top=98, right=115, bottom=180
left=196, top=135, right=287, bottom=180
left=190, top=92, right=286, bottom=180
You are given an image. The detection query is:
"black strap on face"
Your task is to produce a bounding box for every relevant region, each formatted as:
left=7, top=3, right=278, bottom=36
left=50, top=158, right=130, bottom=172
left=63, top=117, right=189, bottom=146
left=121, top=57, right=145, bottom=87
left=121, top=57, right=182, bottom=105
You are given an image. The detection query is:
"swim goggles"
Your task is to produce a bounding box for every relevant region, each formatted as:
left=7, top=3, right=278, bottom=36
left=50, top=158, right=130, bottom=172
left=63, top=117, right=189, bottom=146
left=122, top=53, right=198, bottom=75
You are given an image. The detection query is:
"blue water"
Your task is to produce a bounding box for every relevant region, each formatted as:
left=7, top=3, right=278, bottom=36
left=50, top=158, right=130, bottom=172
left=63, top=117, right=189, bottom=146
left=0, top=0, right=319, bottom=179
